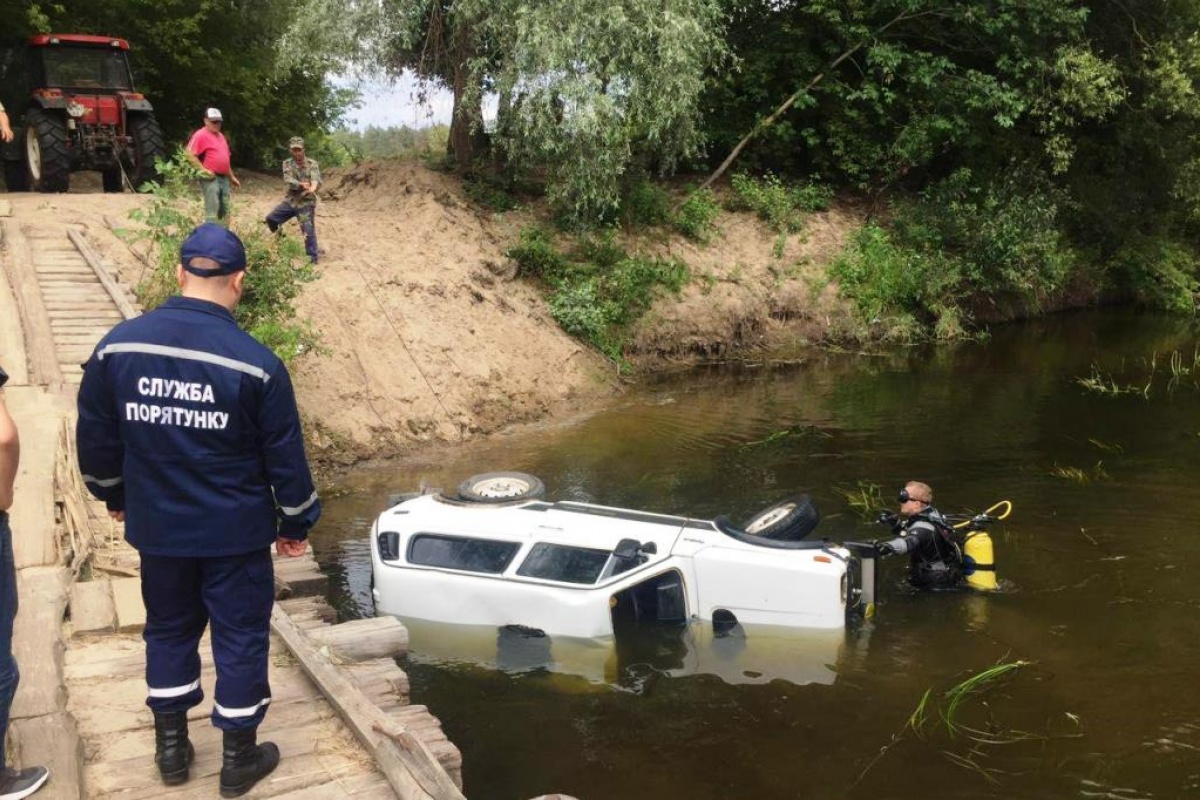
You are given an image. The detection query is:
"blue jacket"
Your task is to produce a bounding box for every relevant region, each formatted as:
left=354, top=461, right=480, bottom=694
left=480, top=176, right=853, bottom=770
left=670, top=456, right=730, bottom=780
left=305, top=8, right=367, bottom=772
left=76, top=296, right=320, bottom=557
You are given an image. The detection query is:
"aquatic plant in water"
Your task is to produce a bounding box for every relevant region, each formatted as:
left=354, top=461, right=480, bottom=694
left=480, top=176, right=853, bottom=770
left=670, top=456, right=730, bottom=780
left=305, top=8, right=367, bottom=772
left=740, top=424, right=833, bottom=450
left=1050, top=462, right=1109, bottom=484
left=834, top=480, right=885, bottom=518
left=854, top=658, right=1069, bottom=790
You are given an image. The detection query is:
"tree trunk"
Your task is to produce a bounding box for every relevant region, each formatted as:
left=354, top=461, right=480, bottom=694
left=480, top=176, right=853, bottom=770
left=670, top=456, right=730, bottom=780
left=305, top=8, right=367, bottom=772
left=449, top=61, right=474, bottom=173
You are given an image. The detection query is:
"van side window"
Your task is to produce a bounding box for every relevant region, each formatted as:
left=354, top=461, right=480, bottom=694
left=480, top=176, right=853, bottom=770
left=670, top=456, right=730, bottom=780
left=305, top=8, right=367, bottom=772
left=517, top=543, right=611, bottom=585
left=408, top=534, right=520, bottom=573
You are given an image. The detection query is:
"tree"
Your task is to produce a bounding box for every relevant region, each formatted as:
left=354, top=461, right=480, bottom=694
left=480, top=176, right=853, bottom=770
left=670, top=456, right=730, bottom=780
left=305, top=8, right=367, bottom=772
left=286, top=0, right=726, bottom=221
left=1, top=0, right=352, bottom=168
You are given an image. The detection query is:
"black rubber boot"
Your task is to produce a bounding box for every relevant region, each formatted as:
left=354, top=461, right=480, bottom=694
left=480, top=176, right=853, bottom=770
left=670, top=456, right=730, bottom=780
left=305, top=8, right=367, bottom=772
left=219, top=729, right=280, bottom=798
left=153, top=711, right=194, bottom=785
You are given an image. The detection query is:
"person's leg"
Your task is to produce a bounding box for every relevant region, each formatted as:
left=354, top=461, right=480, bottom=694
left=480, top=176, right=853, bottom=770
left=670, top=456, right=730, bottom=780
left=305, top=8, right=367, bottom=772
left=216, top=176, right=232, bottom=226
left=141, top=553, right=207, bottom=785
left=297, top=206, right=318, bottom=263
left=0, top=514, right=50, bottom=798
left=200, top=179, right=221, bottom=223
left=204, top=550, right=277, bottom=798
left=0, top=513, right=19, bottom=758
left=264, top=202, right=297, bottom=234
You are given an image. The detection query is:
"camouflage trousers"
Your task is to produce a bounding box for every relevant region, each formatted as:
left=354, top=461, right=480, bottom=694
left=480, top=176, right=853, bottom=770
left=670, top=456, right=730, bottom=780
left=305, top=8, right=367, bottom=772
left=264, top=202, right=317, bottom=264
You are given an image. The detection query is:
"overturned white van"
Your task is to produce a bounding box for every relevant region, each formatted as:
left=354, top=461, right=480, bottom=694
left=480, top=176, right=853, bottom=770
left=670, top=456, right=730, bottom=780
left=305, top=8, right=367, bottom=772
left=370, top=472, right=879, bottom=641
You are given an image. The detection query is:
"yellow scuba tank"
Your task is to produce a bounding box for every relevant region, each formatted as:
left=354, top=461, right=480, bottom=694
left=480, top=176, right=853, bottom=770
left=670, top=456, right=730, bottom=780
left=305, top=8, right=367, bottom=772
left=962, top=531, right=997, bottom=591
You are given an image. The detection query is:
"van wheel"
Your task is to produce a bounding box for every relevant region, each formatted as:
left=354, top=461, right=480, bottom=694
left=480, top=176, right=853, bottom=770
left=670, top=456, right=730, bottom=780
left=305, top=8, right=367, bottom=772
left=742, top=494, right=820, bottom=540
left=458, top=471, right=546, bottom=503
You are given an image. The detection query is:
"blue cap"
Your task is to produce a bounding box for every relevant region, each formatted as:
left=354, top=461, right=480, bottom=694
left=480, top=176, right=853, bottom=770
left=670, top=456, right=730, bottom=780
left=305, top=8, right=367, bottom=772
left=180, top=223, right=247, bottom=277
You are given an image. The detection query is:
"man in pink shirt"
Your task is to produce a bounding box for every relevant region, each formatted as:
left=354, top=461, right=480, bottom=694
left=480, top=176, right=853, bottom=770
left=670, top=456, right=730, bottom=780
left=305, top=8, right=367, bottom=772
left=185, top=108, right=241, bottom=225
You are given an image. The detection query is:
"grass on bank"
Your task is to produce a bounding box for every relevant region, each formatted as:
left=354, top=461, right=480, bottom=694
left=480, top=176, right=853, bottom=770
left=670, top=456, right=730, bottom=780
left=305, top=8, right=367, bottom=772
left=506, top=227, right=688, bottom=367
left=123, top=151, right=319, bottom=364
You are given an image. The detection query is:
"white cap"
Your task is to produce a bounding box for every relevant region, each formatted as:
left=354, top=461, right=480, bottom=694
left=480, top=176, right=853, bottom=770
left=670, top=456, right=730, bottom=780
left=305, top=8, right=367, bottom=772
left=205, top=107, right=223, bottom=121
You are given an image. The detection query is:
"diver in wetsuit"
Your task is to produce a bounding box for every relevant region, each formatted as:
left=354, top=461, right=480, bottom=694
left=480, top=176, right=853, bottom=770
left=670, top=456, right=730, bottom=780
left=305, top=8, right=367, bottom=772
left=875, top=481, right=964, bottom=590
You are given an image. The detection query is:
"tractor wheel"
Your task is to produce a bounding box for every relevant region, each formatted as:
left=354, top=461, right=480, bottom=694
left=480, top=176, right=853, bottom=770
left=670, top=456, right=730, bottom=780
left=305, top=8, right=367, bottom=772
left=3, top=159, right=29, bottom=192
left=24, top=109, right=71, bottom=193
left=101, top=168, right=124, bottom=193
left=127, top=113, right=165, bottom=190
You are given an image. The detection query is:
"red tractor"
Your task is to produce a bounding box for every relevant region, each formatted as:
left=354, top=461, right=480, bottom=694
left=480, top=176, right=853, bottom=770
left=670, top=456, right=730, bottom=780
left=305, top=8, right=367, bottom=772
left=0, top=34, right=166, bottom=193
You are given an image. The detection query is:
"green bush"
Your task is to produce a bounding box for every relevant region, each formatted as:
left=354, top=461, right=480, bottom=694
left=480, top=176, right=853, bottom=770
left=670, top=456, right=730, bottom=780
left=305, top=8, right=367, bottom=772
left=124, top=150, right=319, bottom=364
left=673, top=188, right=721, bottom=242
left=830, top=170, right=1078, bottom=340
left=729, top=172, right=833, bottom=232
left=575, top=230, right=626, bottom=269
left=506, top=227, right=571, bottom=282
left=463, top=172, right=520, bottom=212
left=623, top=182, right=673, bottom=227
left=514, top=226, right=689, bottom=365
left=1112, top=237, right=1199, bottom=314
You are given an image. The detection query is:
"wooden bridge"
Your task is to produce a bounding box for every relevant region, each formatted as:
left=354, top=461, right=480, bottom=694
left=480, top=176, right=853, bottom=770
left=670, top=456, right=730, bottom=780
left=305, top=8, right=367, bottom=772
left=0, top=201, right=467, bottom=799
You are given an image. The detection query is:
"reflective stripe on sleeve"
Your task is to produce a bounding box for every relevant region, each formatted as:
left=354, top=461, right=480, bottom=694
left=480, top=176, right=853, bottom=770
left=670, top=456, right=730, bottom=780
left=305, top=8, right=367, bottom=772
left=280, top=490, right=319, bottom=517
left=97, top=343, right=271, bottom=383
left=82, top=474, right=124, bottom=488
left=147, top=679, right=201, bottom=698
left=214, top=697, right=272, bottom=719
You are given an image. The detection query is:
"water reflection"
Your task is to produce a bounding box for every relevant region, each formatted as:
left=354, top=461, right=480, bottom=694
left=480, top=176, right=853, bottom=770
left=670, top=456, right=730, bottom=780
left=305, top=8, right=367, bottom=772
left=396, top=616, right=860, bottom=690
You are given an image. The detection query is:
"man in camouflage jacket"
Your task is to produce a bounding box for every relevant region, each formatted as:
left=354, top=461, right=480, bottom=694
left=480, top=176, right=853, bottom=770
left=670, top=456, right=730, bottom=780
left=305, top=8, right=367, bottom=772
left=264, top=137, right=321, bottom=264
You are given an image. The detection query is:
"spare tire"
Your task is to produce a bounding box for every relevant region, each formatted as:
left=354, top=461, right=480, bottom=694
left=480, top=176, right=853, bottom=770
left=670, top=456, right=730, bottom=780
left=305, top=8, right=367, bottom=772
left=741, top=494, right=821, bottom=540
left=458, top=471, right=546, bottom=503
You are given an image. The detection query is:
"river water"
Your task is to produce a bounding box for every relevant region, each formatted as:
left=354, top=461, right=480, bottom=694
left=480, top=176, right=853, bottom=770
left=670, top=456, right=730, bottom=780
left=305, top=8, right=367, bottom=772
left=312, top=309, right=1200, bottom=800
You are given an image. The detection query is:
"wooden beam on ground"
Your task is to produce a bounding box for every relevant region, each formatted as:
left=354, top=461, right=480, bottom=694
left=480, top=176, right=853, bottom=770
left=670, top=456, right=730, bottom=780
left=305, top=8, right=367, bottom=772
left=307, top=617, right=409, bottom=662
left=270, top=605, right=466, bottom=800
left=65, top=228, right=139, bottom=321
left=0, top=221, right=62, bottom=388
left=5, top=386, right=72, bottom=568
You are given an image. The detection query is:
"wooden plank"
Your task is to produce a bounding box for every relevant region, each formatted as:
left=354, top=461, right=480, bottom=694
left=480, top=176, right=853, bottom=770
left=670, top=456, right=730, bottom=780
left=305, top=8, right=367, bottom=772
left=5, top=387, right=71, bottom=567
left=31, top=267, right=90, bottom=277
left=11, top=567, right=69, bottom=719
left=49, top=314, right=123, bottom=324
left=85, top=719, right=370, bottom=798
left=1, top=221, right=63, bottom=386
left=308, top=618, right=409, bottom=662
left=70, top=579, right=116, bottom=635
left=111, top=577, right=146, bottom=632
left=42, top=302, right=121, bottom=311
left=271, top=606, right=465, bottom=798
left=68, top=228, right=140, bottom=320
left=8, top=713, right=84, bottom=800
left=39, top=278, right=103, bottom=286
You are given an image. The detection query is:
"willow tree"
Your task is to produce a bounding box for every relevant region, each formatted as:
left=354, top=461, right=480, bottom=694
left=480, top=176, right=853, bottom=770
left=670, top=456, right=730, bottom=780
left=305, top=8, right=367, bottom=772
left=286, top=0, right=725, bottom=222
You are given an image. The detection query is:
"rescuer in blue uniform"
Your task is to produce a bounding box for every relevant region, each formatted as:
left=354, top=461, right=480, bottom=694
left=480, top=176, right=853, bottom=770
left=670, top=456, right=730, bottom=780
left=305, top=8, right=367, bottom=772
left=76, top=224, right=320, bottom=797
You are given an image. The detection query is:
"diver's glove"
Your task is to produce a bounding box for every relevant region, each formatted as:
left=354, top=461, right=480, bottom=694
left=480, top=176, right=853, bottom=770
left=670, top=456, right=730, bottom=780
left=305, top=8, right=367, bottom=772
left=875, top=510, right=899, bottom=529
left=873, top=540, right=896, bottom=556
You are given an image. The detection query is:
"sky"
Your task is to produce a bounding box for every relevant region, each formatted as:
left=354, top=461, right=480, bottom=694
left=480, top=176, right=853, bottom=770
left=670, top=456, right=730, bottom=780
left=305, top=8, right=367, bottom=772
left=339, top=70, right=496, bottom=131
left=342, top=72, right=452, bottom=130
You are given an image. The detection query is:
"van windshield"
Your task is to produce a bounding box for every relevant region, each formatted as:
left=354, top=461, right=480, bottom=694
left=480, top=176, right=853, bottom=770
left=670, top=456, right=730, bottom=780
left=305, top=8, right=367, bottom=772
left=517, top=543, right=610, bottom=584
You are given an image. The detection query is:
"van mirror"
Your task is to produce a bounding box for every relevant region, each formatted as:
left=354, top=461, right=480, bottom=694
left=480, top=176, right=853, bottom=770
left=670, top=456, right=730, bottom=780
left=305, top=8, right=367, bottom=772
left=613, top=538, right=642, bottom=563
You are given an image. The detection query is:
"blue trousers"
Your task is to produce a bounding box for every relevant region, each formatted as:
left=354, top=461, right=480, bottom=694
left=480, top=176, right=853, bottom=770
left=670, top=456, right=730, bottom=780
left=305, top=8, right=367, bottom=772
left=265, top=201, right=318, bottom=263
left=0, top=513, right=18, bottom=758
left=199, top=175, right=232, bottom=225
left=141, top=549, right=274, bottom=731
